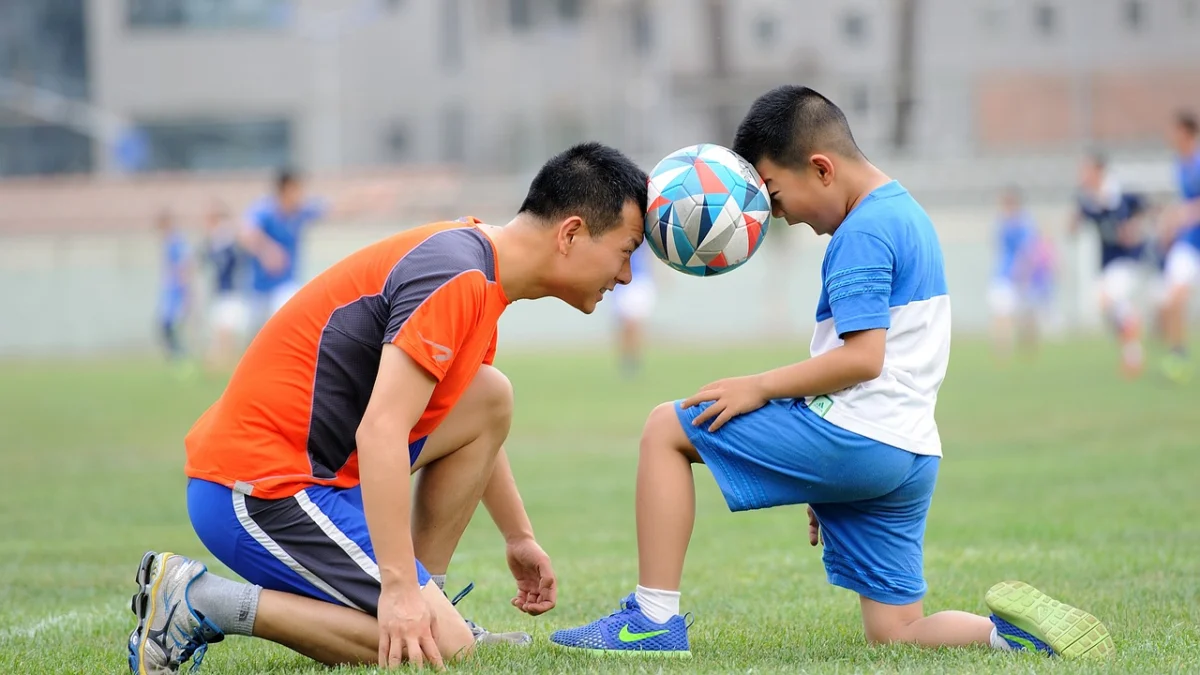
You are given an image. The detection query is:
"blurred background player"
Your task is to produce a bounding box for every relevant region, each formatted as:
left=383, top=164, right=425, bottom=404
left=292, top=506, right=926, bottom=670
left=202, top=200, right=249, bottom=373
left=1156, top=111, right=1200, bottom=383
left=987, top=186, right=1044, bottom=359
left=610, top=243, right=657, bottom=377
left=240, top=169, right=394, bottom=329
left=1069, top=152, right=1150, bottom=377
left=156, top=208, right=195, bottom=371
left=240, top=169, right=328, bottom=328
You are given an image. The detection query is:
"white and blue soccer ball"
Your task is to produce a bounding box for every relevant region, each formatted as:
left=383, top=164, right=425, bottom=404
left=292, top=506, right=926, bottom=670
left=644, top=143, right=771, bottom=277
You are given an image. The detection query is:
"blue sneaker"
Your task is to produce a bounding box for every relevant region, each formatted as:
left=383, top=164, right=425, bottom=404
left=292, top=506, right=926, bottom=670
left=127, top=551, right=225, bottom=674
left=550, top=593, right=691, bottom=656
left=986, top=581, right=1114, bottom=659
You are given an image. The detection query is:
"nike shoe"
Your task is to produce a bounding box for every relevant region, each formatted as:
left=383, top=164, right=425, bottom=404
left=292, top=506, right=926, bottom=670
left=448, top=582, right=532, bottom=646
left=986, top=581, right=1114, bottom=659
left=127, top=551, right=225, bottom=674
left=550, top=593, right=690, bottom=656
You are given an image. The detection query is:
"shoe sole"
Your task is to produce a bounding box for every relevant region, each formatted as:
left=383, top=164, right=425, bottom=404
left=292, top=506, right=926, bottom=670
left=128, top=551, right=168, bottom=675
left=985, top=581, right=1114, bottom=659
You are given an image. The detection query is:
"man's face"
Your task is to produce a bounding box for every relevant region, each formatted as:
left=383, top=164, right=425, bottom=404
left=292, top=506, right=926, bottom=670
left=553, top=201, right=646, bottom=314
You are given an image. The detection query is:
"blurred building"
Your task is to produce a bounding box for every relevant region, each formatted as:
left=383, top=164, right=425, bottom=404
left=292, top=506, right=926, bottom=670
left=1, top=0, right=1199, bottom=178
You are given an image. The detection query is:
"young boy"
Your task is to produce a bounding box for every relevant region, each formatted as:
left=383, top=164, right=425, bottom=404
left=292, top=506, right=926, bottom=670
left=550, top=86, right=1114, bottom=659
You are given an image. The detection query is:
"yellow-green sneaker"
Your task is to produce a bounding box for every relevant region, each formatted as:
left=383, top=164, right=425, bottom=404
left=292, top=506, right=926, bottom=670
left=986, top=581, right=1114, bottom=659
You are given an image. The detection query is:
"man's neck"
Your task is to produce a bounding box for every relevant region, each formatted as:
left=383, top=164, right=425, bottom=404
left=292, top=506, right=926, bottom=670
left=481, top=216, right=554, bottom=302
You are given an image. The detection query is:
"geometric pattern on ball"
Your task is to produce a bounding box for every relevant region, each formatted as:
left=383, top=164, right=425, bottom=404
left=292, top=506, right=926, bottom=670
left=644, top=143, right=772, bottom=277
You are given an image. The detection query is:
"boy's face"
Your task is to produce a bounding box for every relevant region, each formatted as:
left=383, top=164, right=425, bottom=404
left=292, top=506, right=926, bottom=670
left=754, top=156, right=841, bottom=236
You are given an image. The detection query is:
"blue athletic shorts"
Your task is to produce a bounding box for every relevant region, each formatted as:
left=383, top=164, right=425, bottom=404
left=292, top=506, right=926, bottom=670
left=187, top=439, right=431, bottom=616
left=675, top=398, right=938, bottom=605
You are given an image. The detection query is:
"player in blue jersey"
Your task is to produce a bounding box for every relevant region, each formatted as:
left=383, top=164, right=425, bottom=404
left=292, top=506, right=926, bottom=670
left=156, top=209, right=195, bottom=365
left=988, top=187, right=1045, bottom=359
left=610, top=243, right=657, bottom=376
left=202, top=200, right=249, bottom=372
left=1069, top=153, right=1150, bottom=377
left=240, top=169, right=329, bottom=326
left=240, top=169, right=393, bottom=328
left=550, top=86, right=1114, bottom=659
left=1157, top=112, right=1200, bottom=383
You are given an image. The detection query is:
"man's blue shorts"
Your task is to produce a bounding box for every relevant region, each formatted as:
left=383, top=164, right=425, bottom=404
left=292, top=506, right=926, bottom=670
left=186, top=438, right=431, bottom=616
left=676, top=398, right=939, bottom=605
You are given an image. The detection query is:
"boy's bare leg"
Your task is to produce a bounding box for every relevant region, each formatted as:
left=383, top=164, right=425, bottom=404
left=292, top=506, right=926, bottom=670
left=636, top=402, right=703, bottom=592
left=859, top=597, right=993, bottom=647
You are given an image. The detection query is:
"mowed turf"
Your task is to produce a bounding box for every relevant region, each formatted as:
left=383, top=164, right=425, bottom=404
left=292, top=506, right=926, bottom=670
left=1, top=338, right=1198, bottom=674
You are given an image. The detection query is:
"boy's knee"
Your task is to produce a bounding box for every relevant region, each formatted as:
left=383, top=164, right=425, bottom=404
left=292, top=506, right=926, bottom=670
left=640, top=402, right=700, bottom=462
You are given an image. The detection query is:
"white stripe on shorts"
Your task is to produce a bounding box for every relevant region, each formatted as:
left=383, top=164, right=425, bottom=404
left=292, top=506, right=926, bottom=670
left=293, top=489, right=382, bottom=582
left=231, top=491, right=362, bottom=610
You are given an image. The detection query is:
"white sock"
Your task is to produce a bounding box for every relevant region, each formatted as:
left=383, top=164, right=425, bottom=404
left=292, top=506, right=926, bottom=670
left=990, top=626, right=1013, bottom=650
left=431, top=574, right=446, bottom=591
left=634, top=585, right=680, bottom=624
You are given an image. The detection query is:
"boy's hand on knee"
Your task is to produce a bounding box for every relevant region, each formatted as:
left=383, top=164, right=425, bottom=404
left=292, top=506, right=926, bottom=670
left=807, top=506, right=822, bottom=547
left=682, top=375, right=769, bottom=432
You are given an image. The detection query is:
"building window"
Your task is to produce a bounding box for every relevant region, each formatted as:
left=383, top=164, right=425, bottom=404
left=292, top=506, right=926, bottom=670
left=0, top=124, right=93, bottom=177
left=557, top=0, right=585, bottom=22
left=440, top=0, right=461, bottom=72
left=440, top=105, right=466, bottom=163
left=135, top=118, right=291, bottom=171
left=385, top=121, right=410, bottom=163
left=1033, top=3, right=1057, bottom=35
left=980, top=4, right=1007, bottom=35
left=509, top=0, right=532, bottom=31
left=1123, top=0, right=1145, bottom=29
left=848, top=85, right=870, bottom=117
left=1184, top=0, right=1199, bottom=20
left=127, top=0, right=292, bottom=29
left=631, top=0, right=653, bottom=53
left=754, top=15, right=777, bottom=45
left=841, top=11, right=867, bottom=44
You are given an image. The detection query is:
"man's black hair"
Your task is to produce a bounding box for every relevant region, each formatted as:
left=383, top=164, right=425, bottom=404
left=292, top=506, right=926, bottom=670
left=518, top=142, right=648, bottom=236
left=733, top=85, right=863, bottom=169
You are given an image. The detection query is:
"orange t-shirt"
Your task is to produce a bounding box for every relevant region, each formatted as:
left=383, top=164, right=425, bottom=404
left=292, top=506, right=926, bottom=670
left=184, top=219, right=509, bottom=499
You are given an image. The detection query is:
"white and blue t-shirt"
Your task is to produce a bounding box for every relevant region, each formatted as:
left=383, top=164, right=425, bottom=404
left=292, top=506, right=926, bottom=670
left=244, top=196, right=328, bottom=294
left=806, top=181, right=950, bottom=458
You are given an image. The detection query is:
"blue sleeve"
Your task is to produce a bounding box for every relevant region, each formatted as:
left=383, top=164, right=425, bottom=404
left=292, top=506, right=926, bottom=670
left=302, top=198, right=329, bottom=223
left=244, top=203, right=267, bottom=232
left=824, top=232, right=894, bottom=336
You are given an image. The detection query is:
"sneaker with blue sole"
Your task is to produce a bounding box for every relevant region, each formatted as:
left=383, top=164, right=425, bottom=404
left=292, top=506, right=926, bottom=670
left=127, top=551, right=225, bottom=674
left=550, top=594, right=691, bottom=656
left=986, top=580, right=1115, bottom=659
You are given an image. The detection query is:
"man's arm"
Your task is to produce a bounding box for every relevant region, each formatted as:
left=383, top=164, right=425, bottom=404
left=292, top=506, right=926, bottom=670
left=481, top=448, right=535, bottom=543
left=356, top=344, right=437, bottom=591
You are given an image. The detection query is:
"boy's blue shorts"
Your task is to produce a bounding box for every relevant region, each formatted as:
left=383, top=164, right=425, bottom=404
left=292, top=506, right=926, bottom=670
left=186, top=440, right=431, bottom=617
left=676, top=398, right=938, bottom=605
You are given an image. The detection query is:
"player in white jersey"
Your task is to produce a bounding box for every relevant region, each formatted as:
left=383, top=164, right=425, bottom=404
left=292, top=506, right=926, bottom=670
left=550, top=86, right=1114, bottom=660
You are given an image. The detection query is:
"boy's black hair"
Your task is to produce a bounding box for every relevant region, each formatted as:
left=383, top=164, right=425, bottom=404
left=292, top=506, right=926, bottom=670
left=733, top=85, right=863, bottom=169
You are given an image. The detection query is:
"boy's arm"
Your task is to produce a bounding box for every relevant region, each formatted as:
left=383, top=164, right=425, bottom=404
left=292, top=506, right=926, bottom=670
left=758, top=329, right=885, bottom=398
left=686, top=230, right=894, bottom=432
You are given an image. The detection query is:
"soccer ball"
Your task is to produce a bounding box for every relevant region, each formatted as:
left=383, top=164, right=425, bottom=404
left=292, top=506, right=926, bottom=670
left=644, top=143, right=771, bottom=277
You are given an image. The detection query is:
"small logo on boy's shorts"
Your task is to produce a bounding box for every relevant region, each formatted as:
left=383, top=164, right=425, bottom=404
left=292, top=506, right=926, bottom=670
left=810, top=395, right=833, bottom=418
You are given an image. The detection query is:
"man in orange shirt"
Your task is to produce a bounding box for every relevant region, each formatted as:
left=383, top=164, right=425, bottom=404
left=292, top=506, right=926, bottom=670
left=127, top=142, right=649, bottom=674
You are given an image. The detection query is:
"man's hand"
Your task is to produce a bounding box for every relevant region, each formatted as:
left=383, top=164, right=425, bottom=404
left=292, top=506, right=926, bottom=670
left=506, top=538, right=557, bottom=615
left=681, top=375, right=769, bottom=432
left=807, top=506, right=822, bottom=547
left=376, top=582, right=443, bottom=670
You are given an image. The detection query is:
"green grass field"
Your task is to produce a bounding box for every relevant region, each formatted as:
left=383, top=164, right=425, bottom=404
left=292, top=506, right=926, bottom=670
left=1, top=339, right=1198, bottom=674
